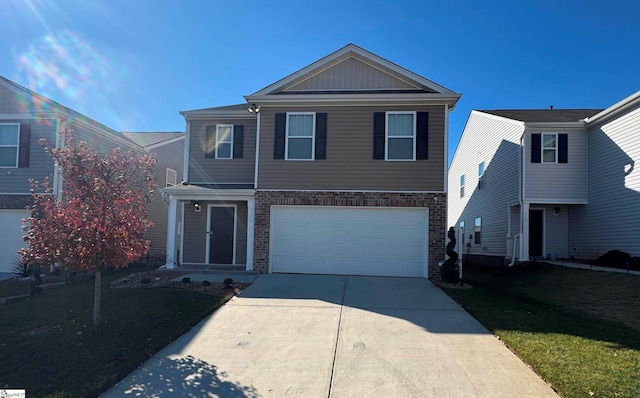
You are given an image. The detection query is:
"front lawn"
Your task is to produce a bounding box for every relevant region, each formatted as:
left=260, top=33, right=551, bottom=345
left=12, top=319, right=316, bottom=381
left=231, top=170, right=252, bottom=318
left=443, top=263, right=640, bottom=398
left=0, top=266, right=232, bottom=397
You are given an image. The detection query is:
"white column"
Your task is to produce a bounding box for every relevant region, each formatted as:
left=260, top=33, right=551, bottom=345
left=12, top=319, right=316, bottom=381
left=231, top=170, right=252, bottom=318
left=520, top=202, right=530, bottom=261
left=165, top=197, right=179, bottom=269
left=245, top=197, right=255, bottom=271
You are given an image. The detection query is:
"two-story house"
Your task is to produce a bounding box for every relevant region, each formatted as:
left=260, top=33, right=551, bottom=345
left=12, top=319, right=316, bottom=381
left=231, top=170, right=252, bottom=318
left=449, top=90, right=640, bottom=265
left=162, top=44, right=461, bottom=279
left=0, top=76, right=183, bottom=273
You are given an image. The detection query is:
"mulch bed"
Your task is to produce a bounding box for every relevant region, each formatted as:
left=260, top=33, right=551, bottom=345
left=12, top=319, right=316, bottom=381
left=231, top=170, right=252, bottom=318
left=110, top=270, right=248, bottom=296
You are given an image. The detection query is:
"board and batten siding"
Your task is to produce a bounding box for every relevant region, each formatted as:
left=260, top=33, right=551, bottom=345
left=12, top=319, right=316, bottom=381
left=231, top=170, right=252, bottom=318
left=447, top=111, right=524, bottom=258
left=182, top=200, right=247, bottom=264
left=188, top=117, right=256, bottom=184
left=524, top=128, right=588, bottom=202
left=258, top=105, right=445, bottom=191
left=569, top=102, right=640, bottom=258
left=0, top=119, right=56, bottom=195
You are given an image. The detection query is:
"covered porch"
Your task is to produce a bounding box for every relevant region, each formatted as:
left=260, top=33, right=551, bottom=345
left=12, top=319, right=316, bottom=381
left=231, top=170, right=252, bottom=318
left=161, top=183, right=255, bottom=270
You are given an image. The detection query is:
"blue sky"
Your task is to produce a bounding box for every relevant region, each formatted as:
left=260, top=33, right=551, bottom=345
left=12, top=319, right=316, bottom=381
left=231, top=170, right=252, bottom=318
left=1, top=0, right=639, bottom=164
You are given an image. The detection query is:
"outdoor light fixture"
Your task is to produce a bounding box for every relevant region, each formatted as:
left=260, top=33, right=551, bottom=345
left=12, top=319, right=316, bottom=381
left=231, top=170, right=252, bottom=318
left=194, top=201, right=201, bottom=212
left=554, top=207, right=560, bottom=215
left=248, top=103, right=260, bottom=113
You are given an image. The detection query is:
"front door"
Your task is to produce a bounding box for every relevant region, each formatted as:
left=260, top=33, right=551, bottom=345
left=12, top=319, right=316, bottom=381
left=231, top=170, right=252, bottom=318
left=529, top=209, right=544, bottom=258
left=209, top=206, right=235, bottom=264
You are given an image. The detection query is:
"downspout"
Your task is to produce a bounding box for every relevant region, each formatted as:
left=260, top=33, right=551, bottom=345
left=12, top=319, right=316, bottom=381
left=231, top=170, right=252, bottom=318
left=254, top=111, right=261, bottom=190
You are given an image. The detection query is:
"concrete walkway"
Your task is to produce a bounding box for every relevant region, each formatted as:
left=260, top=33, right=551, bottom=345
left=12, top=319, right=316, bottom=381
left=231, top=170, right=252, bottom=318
left=547, top=260, right=640, bottom=276
left=103, top=274, right=557, bottom=397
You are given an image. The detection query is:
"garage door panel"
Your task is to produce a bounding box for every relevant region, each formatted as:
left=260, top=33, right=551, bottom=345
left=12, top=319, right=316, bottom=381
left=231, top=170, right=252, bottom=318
left=270, top=206, right=428, bottom=277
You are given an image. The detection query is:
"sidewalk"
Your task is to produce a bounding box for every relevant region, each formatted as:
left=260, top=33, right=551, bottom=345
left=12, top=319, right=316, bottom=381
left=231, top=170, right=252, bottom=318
left=546, top=260, right=640, bottom=276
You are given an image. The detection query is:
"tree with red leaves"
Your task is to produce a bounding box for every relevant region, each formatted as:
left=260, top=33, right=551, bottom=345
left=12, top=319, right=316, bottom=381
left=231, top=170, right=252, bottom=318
left=21, top=129, right=156, bottom=326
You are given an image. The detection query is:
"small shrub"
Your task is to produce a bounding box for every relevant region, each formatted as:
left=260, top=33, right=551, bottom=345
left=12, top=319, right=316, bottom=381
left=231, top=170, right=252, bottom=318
left=182, top=277, right=191, bottom=283
left=629, top=257, right=640, bottom=271
left=140, top=277, right=152, bottom=285
left=12, top=257, right=32, bottom=278
left=596, top=250, right=631, bottom=269
left=223, top=278, right=234, bottom=288
left=440, top=262, right=460, bottom=283
left=201, top=280, right=211, bottom=286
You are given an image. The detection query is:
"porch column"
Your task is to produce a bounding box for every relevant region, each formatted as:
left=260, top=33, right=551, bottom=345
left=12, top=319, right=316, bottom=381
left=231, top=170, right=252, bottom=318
left=520, top=202, right=530, bottom=261
left=165, top=197, right=179, bottom=269
left=246, top=197, right=255, bottom=271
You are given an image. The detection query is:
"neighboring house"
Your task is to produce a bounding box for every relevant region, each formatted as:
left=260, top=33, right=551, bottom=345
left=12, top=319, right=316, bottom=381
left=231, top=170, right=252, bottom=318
left=0, top=76, right=182, bottom=273
left=449, top=91, right=640, bottom=266
left=122, top=132, right=185, bottom=261
left=163, top=44, right=461, bottom=279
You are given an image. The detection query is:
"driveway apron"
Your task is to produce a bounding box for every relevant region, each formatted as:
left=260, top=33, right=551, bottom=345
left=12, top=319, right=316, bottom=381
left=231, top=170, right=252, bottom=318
left=103, top=274, right=558, bottom=397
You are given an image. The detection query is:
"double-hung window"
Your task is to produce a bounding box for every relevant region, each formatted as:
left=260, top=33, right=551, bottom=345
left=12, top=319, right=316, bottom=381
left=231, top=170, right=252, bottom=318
left=386, top=112, right=416, bottom=160
left=460, top=174, right=465, bottom=198
left=0, top=123, right=20, bottom=167
left=215, top=125, right=233, bottom=159
left=542, top=133, right=557, bottom=163
left=459, top=221, right=465, bottom=245
left=166, top=168, right=177, bottom=187
left=478, top=161, right=485, bottom=189
left=286, top=113, right=315, bottom=160
left=474, top=217, right=482, bottom=244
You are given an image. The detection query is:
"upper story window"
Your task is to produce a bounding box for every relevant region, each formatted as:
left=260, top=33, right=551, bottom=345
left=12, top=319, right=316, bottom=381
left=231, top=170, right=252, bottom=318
left=216, top=125, right=233, bottom=159
left=386, top=112, right=416, bottom=161
left=166, top=168, right=177, bottom=187
left=460, top=174, right=465, bottom=198
left=478, top=161, right=485, bottom=189
left=542, top=133, right=557, bottom=163
left=286, top=113, right=315, bottom=160
left=474, top=217, right=482, bottom=244
left=0, top=123, right=20, bottom=167
left=205, top=124, right=244, bottom=159
left=531, top=133, right=567, bottom=164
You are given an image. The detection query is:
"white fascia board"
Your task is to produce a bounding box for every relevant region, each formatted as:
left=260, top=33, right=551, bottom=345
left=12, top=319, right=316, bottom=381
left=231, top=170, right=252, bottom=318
left=182, top=111, right=256, bottom=120
left=474, top=110, right=526, bottom=127
left=144, top=135, right=185, bottom=151
left=585, top=89, right=640, bottom=124
left=244, top=93, right=461, bottom=107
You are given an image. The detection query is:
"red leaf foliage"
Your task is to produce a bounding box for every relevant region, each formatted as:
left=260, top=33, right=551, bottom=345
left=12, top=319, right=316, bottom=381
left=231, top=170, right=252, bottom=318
left=21, top=130, right=157, bottom=271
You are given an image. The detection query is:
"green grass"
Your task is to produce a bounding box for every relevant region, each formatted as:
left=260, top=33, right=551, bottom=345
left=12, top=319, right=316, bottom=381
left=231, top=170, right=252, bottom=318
left=0, top=266, right=231, bottom=397
left=443, top=263, right=640, bottom=398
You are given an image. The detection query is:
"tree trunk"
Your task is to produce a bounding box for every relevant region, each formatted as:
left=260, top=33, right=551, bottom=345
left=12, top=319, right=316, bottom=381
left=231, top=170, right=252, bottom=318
left=93, top=269, right=102, bottom=326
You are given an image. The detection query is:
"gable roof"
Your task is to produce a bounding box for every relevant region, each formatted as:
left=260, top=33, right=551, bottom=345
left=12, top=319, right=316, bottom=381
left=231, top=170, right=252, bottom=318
left=480, top=109, right=603, bottom=123
left=179, top=103, right=254, bottom=117
left=121, top=132, right=184, bottom=148
left=245, top=44, right=461, bottom=108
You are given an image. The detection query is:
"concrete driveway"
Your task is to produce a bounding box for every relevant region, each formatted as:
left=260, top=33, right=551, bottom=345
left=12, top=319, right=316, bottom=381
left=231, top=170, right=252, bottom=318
left=103, top=274, right=558, bottom=397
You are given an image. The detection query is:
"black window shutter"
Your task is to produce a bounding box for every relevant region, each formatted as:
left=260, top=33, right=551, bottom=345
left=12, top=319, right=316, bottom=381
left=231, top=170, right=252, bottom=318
left=315, top=113, right=327, bottom=160
left=416, top=112, right=429, bottom=159
left=558, top=134, right=568, bottom=163
left=531, top=133, right=541, bottom=163
left=233, top=125, right=244, bottom=159
left=205, top=125, right=216, bottom=158
left=373, top=112, right=385, bottom=159
left=18, top=124, right=31, bottom=168
left=274, top=113, right=286, bottom=159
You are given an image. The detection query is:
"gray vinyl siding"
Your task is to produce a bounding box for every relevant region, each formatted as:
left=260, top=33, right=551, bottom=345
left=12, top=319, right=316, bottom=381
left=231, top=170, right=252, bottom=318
left=187, top=117, right=256, bottom=184
left=182, top=200, right=247, bottom=264
left=145, top=139, right=184, bottom=257
left=0, top=84, right=54, bottom=113
left=448, top=112, right=524, bottom=258
left=69, top=120, right=141, bottom=156
left=0, top=119, right=56, bottom=194
left=258, top=105, right=445, bottom=191
left=538, top=204, right=569, bottom=259
left=569, top=102, right=640, bottom=258
left=286, top=55, right=416, bottom=91
left=524, top=128, right=588, bottom=202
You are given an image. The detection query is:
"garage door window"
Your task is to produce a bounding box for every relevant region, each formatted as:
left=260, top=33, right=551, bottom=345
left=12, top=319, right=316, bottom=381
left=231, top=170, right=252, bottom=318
left=0, top=124, right=19, bottom=167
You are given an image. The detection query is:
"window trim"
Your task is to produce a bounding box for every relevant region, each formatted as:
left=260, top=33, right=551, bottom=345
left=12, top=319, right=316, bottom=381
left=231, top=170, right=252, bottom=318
left=0, top=123, right=20, bottom=168
left=215, top=124, right=234, bottom=160
left=460, top=174, right=465, bottom=198
left=285, top=112, right=316, bottom=161
left=385, top=111, right=416, bottom=161
left=166, top=168, right=177, bottom=187
left=542, top=133, right=558, bottom=163
left=478, top=161, right=485, bottom=189
left=474, top=217, right=482, bottom=245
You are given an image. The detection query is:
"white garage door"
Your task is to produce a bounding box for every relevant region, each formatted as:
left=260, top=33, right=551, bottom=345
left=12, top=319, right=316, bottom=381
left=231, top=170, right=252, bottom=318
left=270, top=206, right=428, bottom=277
left=0, top=210, right=27, bottom=273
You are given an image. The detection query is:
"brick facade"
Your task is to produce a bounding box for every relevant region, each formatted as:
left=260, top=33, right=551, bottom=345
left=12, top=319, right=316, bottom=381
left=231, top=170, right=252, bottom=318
left=254, top=190, right=447, bottom=281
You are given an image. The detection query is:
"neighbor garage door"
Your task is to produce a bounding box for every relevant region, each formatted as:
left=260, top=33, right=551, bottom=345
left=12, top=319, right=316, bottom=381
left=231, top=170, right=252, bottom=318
left=0, top=210, right=27, bottom=273
left=270, top=206, right=428, bottom=277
